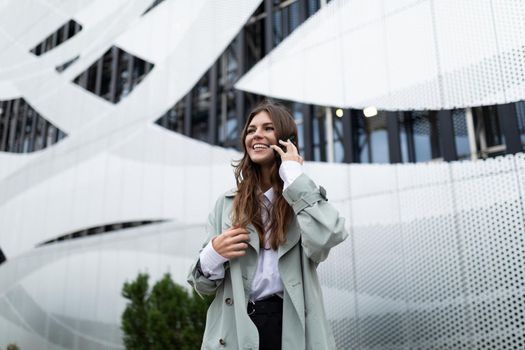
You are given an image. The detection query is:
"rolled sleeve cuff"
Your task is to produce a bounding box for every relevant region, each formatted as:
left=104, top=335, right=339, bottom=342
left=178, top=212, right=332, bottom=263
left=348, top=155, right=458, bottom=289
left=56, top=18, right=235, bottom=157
left=279, top=161, right=303, bottom=190
left=199, top=240, right=228, bottom=280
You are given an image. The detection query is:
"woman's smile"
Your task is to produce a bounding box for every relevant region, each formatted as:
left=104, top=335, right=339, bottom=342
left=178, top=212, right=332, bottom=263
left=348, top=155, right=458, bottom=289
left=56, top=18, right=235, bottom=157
left=245, top=111, right=277, bottom=165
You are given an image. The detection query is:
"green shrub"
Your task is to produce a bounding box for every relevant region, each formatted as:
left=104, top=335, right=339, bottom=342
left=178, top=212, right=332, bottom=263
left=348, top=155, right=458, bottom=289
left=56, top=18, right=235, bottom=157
left=121, top=273, right=213, bottom=350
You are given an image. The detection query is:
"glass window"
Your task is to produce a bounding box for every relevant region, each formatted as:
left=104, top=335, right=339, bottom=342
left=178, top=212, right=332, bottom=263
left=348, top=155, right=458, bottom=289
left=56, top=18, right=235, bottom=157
left=412, top=111, right=440, bottom=162
left=452, top=109, right=470, bottom=159
left=74, top=47, right=153, bottom=104
left=273, top=9, right=283, bottom=46
left=312, top=106, right=326, bottom=161
left=398, top=112, right=412, bottom=163
left=100, top=50, right=113, bottom=99
left=472, top=105, right=506, bottom=158
left=369, top=114, right=389, bottom=163
left=307, top=0, right=320, bottom=17
left=291, top=102, right=305, bottom=154
left=333, top=114, right=344, bottom=163
left=516, top=100, right=525, bottom=145
left=481, top=106, right=505, bottom=148
left=356, top=112, right=388, bottom=164
left=116, top=51, right=131, bottom=101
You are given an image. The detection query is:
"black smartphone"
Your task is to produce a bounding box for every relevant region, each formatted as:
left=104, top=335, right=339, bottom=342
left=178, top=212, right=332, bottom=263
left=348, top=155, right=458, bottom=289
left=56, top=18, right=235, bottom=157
left=276, top=135, right=298, bottom=153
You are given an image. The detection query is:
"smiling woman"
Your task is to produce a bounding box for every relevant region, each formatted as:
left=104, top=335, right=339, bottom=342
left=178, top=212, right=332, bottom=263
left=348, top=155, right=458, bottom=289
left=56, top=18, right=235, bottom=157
left=188, top=100, right=348, bottom=350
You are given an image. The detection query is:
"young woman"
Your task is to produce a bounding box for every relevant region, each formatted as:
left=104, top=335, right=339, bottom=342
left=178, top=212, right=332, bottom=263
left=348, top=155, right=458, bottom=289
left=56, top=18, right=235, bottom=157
left=188, top=100, right=348, bottom=349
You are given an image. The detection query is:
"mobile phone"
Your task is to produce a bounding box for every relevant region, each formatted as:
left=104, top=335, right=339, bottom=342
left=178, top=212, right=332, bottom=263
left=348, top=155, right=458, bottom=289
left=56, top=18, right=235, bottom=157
left=276, top=135, right=298, bottom=153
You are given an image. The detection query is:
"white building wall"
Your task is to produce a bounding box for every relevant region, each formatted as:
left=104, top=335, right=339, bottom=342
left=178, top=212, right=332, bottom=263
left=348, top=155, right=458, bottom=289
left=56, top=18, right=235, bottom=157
left=235, top=0, right=525, bottom=110
left=0, top=0, right=524, bottom=349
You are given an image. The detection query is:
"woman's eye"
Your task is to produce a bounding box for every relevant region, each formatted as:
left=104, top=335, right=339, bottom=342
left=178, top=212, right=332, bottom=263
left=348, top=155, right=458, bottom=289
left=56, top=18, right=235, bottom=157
left=266, top=127, right=274, bottom=131
left=247, top=129, right=255, bottom=134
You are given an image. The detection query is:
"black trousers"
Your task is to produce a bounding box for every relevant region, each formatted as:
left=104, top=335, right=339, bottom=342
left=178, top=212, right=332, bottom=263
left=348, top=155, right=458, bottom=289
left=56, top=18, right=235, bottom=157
left=247, top=295, right=283, bottom=350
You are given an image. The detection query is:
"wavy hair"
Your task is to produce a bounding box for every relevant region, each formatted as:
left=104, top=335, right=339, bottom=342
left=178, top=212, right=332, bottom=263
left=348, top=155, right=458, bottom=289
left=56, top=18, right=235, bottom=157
left=231, top=100, right=299, bottom=250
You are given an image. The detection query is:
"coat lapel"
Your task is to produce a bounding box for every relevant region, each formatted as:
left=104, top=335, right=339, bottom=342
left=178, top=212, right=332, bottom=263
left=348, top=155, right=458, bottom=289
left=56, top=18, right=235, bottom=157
left=246, top=224, right=260, bottom=255
left=278, top=218, right=301, bottom=259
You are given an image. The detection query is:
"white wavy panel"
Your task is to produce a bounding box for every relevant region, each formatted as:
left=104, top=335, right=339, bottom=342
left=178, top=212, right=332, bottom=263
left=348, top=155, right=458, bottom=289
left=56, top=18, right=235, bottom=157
left=343, top=22, right=388, bottom=109
left=0, top=0, right=261, bottom=133
left=0, top=152, right=37, bottom=181
left=0, top=0, right=150, bottom=132
left=0, top=0, right=68, bottom=50
left=0, top=316, right=69, bottom=350
left=1, top=154, right=525, bottom=348
left=114, top=0, right=206, bottom=63
left=305, top=162, right=351, bottom=202
left=350, top=163, right=397, bottom=198
left=0, top=125, right=237, bottom=258
left=395, top=161, right=450, bottom=190
left=383, top=1, right=440, bottom=110
left=0, top=221, right=207, bottom=349
left=236, top=0, right=525, bottom=110
left=74, top=0, right=134, bottom=28
left=0, top=0, right=261, bottom=254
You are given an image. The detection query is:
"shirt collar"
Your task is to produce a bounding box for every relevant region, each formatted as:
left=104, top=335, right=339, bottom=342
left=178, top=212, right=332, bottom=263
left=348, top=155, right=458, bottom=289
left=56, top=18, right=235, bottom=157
left=263, top=187, right=275, bottom=204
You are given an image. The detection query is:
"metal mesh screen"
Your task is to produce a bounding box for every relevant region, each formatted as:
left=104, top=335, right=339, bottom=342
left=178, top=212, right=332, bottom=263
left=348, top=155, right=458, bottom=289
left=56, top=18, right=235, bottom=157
left=319, top=153, right=525, bottom=349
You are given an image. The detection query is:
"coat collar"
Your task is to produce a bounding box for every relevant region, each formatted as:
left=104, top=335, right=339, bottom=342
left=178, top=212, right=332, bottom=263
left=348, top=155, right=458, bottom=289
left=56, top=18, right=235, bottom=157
left=224, top=188, right=237, bottom=198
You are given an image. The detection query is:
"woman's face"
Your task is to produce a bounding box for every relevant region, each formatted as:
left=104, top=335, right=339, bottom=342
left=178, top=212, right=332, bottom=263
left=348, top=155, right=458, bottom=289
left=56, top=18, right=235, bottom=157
left=245, top=111, right=278, bottom=167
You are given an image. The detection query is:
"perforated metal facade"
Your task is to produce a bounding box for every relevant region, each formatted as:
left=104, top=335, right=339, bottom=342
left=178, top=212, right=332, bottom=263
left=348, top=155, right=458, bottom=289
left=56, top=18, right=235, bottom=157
left=319, top=154, right=525, bottom=349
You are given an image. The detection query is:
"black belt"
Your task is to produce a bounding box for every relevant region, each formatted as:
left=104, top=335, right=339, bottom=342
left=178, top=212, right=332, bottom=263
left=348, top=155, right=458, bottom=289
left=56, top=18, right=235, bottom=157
left=247, top=295, right=283, bottom=316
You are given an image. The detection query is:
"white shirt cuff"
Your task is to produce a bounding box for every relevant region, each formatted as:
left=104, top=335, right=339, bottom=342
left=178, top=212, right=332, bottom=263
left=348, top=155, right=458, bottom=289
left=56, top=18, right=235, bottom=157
left=279, top=161, right=303, bottom=191
left=199, top=240, right=228, bottom=280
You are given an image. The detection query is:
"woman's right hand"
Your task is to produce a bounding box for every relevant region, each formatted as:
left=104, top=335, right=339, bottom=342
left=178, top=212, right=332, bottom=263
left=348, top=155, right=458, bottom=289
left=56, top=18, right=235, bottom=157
left=212, top=226, right=250, bottom=260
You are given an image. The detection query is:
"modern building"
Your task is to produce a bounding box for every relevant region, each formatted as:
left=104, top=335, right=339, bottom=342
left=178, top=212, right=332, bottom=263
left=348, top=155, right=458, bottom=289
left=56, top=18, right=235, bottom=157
left=0, top=0, right=524, bottom=349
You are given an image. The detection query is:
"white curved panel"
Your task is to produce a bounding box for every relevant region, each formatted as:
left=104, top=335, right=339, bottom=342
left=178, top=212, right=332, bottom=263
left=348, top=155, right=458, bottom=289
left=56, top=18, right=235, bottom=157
left=0, top=0, right=68, bottom=49
left=0, top=81, right=20, bottom=99
left=0, top=125, right=239, bottom=257
left=0, top=0, right=261, bottom=135
left=235, top=0, right=525, bottom=110
left=73, top=0, right=133, bottom=28
left=114, top=0, right=206, bottom=63
left=2, top=154, right=525, bottom=348
left=1, top=1, right=524, bottom=349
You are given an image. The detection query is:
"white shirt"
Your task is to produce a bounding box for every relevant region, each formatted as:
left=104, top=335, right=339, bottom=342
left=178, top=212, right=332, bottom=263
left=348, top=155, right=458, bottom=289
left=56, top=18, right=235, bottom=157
left=199, top=161, right=303, bottom=301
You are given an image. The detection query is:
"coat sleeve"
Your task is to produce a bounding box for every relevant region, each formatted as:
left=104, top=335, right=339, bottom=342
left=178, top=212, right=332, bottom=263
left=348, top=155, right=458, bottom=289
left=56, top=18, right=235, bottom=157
left=187, top=196, right=227, bottom=296
left=282, top=173, right=348, bottom=264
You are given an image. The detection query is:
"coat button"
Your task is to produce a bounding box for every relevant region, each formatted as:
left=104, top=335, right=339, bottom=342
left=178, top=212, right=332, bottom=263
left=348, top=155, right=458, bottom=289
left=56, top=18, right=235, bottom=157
left=225, top=297, right=233, bottom=305
left=219, top=338, right=226, bottom=346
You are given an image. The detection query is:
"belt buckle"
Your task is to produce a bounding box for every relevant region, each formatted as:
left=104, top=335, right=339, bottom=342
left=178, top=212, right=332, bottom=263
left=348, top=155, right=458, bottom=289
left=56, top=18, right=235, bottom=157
left=247, top=300, right=255, bottom=316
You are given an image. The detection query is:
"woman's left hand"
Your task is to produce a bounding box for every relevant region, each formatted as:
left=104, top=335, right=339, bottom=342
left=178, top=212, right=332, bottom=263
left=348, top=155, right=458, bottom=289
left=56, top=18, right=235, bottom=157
left=270, top=139, right=304, bottom=164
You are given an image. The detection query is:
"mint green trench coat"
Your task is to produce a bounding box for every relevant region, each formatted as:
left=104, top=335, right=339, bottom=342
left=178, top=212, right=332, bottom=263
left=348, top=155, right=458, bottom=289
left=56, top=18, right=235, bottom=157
left=187, top=173, right=348, bottom=349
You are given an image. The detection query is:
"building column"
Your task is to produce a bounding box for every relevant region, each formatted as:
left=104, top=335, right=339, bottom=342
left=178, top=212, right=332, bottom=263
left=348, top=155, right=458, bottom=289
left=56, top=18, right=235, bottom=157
left=108, top=46, right=119, bottom=103
left=302, top=104, right=313, bottom=161
left=264, top=0, right=273, bottom=55
left=235, top=30, right=246, bottom=141
left=386, top=111, right=402, bottom=163
left=342, top=109, right=353, bottom=163
left=208, top=62, right=218, bottom=145
left=437, top=110, right=458, bottom=161
left=497, top=103, right=522, bottom=154
left=325, top=108, right=334, bottom=162
left=183, top=93, right=192, bottom=137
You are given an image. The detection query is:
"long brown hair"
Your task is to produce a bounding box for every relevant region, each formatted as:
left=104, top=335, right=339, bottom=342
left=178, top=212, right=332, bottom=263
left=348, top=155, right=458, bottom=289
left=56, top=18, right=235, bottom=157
left=231, top=100, right=299, bottom=250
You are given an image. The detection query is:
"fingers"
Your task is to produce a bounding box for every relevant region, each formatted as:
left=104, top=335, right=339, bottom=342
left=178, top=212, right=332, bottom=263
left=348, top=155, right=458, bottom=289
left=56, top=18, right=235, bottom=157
left=212, top=226, right=250, bottom=260
left=271, top=139, right=303, bottom=165
left=270, top=144, right=285, bottom=157
left=278, top=139, right=295, bottom=153
left=224, top=227, right=249, bottom=240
